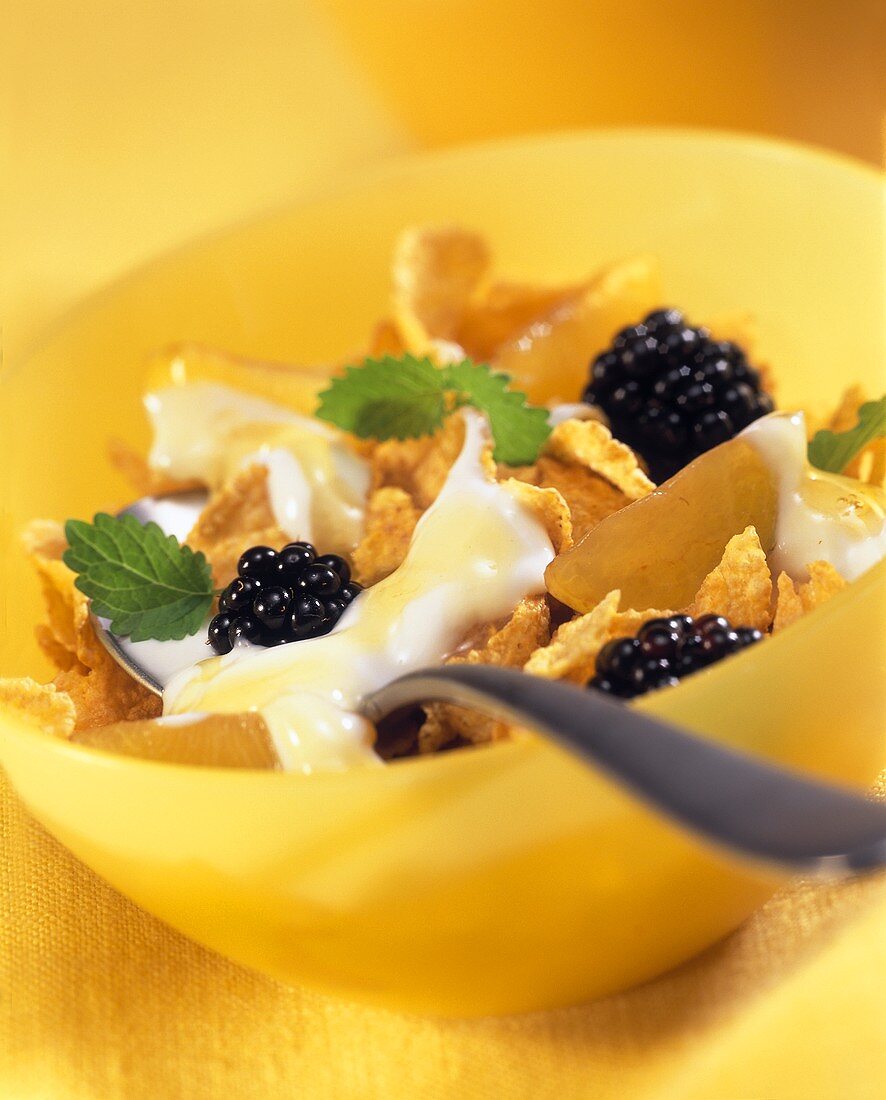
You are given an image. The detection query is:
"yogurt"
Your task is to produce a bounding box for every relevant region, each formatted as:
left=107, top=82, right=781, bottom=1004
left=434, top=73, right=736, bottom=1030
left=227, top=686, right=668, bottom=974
left=742, top=411, right=886, bottom=581
left=164, top=410, right=556, bottom=773
left=146, top=381, right=369, bottom=553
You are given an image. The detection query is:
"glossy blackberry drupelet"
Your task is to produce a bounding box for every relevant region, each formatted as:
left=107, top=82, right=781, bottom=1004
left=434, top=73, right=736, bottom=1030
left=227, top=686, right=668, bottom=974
left=208, top=541, right=362, bottom=654
left=583, top=309, right=774, bottom=482
left=589, top=614, right=763, bottom=699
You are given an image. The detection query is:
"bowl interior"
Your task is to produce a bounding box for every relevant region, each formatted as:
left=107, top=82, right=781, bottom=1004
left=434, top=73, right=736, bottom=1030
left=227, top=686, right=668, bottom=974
left=3, top=130, right=883, bottom=676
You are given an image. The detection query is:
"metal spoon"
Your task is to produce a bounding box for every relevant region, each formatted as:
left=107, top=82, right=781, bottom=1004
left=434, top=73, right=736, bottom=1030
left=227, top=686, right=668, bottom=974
left=91, top=492, right=886, bottom=876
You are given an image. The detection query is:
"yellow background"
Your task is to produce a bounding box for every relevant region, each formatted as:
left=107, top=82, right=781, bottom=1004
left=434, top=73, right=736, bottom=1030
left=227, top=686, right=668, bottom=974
left=2, top=2, right=885, bottom=1097
left=4, top=0, right=884, bottom=366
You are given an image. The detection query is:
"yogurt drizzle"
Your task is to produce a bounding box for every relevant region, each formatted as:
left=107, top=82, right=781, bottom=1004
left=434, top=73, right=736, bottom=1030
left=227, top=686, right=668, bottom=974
left=146, top=381, right=369, bottom=553
left=163, top=410, right=555, bottom=772
left=742, top=411, right=886, bottom=581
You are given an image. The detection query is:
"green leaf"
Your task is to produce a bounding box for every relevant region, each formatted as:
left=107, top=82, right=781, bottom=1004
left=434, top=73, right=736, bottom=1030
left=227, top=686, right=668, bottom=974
left=807, top=396, right=886, bottom=474
left=442, top=360, right=551, bottom=464
left=316, top=355, right=448, bottom=440
left=63, top=513, right=215, bottom=642
left=315, top=353, right=551, bottom=464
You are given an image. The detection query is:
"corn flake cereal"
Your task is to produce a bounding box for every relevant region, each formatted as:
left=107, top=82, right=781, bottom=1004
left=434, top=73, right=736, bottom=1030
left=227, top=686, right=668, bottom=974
left=20, top=521, right=162, bottom=730
left=828, top=385, right=868, bottom=434
left=608, top=606, right=677, bottom=639
left=544, top=418, right=655, bottom=500
left=369, top=414, right=466, bottom=508
left=187, top=463, right=290, bottom=584
left=689, top=525, right=772, bottom=631
left=799, top=560, right=846, bottom=610
left=772, top=571, right=804, bottom=633
left=54, top=660, right=162, bottom=732
left=392, top=226, right=491, bottom=350
left=420, top=596, right=551, bottom=752
left=366, top=318, right=408, bottom=359
left=534, top=459, right=628, bottom=543
left=772, top=561, right=847, bottom=632
left=0, top=678, right=76, bottom=739
left=502, top=479, right=573, bottom=554
left=524, top=590, right=621, bottom=685
left=352, top=487, right=421, bottom=586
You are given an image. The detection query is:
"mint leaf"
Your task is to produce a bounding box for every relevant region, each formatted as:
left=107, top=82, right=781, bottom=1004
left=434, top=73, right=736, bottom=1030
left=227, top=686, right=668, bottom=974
left=63, top=513, right=214, bottom=642
left=316, top=355, right=448, bottom=440
left=316, top=353, right=551, bottom=464
left=808, top=396, right=886, bottom=474
left=442, top=359, right=551, bottom=464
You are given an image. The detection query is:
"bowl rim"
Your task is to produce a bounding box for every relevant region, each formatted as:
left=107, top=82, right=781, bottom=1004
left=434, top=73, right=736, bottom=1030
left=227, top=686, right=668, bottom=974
left=4, top=125, right=884, bottom=783
left=14, top=125, right=883, bottom=368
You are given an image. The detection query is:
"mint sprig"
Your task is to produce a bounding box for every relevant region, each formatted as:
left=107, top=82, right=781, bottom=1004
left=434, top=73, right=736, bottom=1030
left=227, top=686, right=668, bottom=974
left=443, top=359, right=551, bottom=467
left=317, top=354, right=551, bottom=464
left=316, top=355, right=447, bottom=442
left=808, top=395, right=886, bottom=474
left=64, top=513, right=215, bottom=642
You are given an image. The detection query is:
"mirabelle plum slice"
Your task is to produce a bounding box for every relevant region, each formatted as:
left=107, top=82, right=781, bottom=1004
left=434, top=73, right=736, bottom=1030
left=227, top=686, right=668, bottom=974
left=545, top=437, right=777, bottom=613
left=146, top=342, right=335, bottom=416
left=492, top=255, right=662, bottom=405
left=73, top=711, right=280, bottom=769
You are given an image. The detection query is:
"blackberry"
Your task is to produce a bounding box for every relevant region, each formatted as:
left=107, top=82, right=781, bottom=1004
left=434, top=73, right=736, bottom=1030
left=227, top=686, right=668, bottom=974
left=228, top=614, right=264, bottom=647
left=300, top=563, right=341, bottom=597
left=236, top=544, right=278, bottom=580
left=207, top=540, right=362, bottom=654
left=275, top=541, right=316, bottom=578
left=339, top=581, right=362, bottom=604
left=207, top=611, right=237, bottom=656
left=218, top=575, right=262, bottom=613
left=588, top=614, right=763, bottom=699
left=315, top=553, right=351, bottom=586
left=252, top=586, right=290, bottom=631
left=583, top=309, right=774, bottom=481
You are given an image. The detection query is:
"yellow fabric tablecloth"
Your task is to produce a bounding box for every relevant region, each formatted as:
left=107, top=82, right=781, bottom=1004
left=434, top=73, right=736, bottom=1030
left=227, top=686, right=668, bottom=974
left=3, top=3, right=885, bottom=1097
left=3, top=767, right=885, bottom=1099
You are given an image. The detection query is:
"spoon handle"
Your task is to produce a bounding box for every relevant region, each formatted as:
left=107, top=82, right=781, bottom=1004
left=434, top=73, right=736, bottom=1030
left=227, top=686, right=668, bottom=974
left=365, top=665, right=886, bottom=875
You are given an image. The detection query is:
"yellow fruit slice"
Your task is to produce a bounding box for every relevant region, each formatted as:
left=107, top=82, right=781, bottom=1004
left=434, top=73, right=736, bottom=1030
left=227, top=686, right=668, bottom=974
left=72, top=712, right=280, bottom=769
left=456, top=280, right=579, bottom=362
left=146, top=342, right=335, bottom=416
left=492, top=255, right=663, bottom=404
left=546, top=437, right=778, bottom=613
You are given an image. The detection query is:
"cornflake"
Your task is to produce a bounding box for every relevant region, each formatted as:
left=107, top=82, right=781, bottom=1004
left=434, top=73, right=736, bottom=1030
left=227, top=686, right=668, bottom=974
left=544, top=418, right=655, bottom=501
left=187, top=463, right=290, bottom=585
left=0, top=678, right=76, bottom=739
left=688, top=525, right=773, bottom=632
left=19, top=521, right=161, bottom=731
left=352, top=488, right=420, bottom=586
left=772, top=561, right=847, bottom=632
left=524, top=590, right=621, bottom=685
left=420, top=596, right=552, bottom=753
left=392, top=226, right=491, bottom=350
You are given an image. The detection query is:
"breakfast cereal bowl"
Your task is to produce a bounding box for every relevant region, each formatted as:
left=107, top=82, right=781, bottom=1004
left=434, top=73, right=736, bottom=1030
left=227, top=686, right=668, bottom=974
left=1, top=131, right=883, bottom=1016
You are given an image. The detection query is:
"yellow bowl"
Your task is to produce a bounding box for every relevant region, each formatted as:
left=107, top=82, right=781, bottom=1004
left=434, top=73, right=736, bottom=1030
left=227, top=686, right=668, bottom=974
left=1, top=131, right=884, bottom=1016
